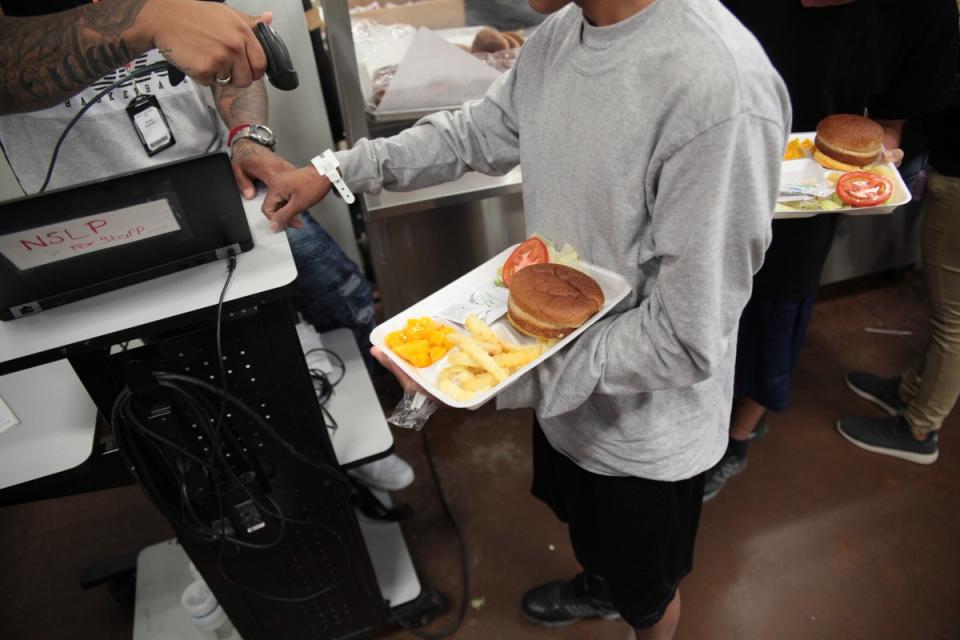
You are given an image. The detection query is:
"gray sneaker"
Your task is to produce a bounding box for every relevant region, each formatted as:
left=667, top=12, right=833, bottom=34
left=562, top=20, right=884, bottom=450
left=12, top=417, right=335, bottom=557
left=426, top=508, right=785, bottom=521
left=703, top=446, right=747, bottom=502
left=846, top=371, right=907, bottom=416
left=836, top=415, right=938, bottom=465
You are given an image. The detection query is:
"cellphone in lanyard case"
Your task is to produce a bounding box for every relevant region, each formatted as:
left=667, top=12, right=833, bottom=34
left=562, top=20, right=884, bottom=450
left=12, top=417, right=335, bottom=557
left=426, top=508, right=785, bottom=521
left=126, top=93, right=176, bottom=156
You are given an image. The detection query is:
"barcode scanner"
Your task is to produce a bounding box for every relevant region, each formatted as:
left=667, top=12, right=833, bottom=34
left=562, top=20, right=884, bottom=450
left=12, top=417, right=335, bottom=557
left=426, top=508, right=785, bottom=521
left=167, top=22, right=299, bottom=91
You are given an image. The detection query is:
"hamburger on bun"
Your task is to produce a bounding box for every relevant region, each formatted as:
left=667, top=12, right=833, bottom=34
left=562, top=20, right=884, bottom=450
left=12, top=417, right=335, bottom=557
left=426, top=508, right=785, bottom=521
left=813, top=114, right=884, bottom=171
left=507, top=263, right=604, bottom=339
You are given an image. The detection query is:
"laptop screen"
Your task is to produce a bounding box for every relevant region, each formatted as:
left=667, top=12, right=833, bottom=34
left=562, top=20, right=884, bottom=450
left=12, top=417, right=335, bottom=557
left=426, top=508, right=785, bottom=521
left=0, top=198, right=186, bottom=271
left=0, top=153, right=252, bottom=319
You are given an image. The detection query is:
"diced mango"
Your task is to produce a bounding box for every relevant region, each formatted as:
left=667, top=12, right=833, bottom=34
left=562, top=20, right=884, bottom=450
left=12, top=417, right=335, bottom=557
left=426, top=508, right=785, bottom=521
left=394, top=339, right=430, bottom=359
left=410, top=352, right=432, bottom=368
left=388, top=317, right=462, bottom=367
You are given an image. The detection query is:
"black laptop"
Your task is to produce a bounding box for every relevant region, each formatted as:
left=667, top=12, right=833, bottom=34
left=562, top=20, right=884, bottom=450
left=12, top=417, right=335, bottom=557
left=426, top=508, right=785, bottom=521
left=0, top=153, right=253, bottom=320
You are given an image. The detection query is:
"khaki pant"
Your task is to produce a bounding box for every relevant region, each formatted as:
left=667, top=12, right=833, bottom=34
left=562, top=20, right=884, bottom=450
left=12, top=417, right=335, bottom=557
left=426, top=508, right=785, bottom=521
left=900, top=169, right=960, bottom=435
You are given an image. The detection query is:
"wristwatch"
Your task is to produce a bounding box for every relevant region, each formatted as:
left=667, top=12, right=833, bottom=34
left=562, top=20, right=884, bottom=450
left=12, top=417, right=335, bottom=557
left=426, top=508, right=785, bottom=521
left=311, top=150, right=355, bottom=204
left=228, top=123, right=276, bottom=150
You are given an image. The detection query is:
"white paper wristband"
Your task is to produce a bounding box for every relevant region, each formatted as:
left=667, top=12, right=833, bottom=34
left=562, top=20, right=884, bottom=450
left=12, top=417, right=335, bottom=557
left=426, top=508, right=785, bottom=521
left=311, top=150, right=355, bottom=204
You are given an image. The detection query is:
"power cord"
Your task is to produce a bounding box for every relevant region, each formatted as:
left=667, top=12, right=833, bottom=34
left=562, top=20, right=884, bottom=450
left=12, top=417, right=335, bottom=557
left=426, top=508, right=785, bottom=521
left=389, top=429, right=470, bottom=639
left=112, top=255, right=470, bottom=617
left=305, top=346, right=345, bottom=430
left=111, top=255, right=354, bottom=602
left=212, top=252, right=237, bottom=444
left=299, top=343, right=469, bottom=635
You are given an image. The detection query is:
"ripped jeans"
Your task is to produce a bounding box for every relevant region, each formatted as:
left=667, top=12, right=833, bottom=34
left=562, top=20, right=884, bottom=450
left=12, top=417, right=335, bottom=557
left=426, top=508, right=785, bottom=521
left=287, top=214, right=375, bottom=366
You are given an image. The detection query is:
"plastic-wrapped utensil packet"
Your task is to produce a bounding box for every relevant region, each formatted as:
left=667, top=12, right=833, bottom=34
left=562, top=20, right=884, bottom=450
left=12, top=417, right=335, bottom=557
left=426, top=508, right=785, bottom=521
left=388, top=391, right=439, bottom=431
left=779, top=183, right=834, bottom=201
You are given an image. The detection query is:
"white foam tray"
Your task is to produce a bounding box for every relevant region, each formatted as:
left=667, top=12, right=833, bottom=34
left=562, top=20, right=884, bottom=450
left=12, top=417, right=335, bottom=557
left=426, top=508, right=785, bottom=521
left=370, top=244, right=631, bottom=409
left=775, top=131, right=911, bottom=220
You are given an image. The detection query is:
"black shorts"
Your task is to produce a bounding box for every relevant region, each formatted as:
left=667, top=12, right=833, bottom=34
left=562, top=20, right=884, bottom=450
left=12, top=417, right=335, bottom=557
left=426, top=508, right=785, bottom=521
left=531, top=421, right=705, bottom=629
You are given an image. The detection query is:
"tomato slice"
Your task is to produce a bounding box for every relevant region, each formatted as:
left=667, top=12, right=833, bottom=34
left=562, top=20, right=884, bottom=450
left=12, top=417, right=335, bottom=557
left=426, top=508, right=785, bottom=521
left=835, top=171, right=893, bottom=208
left=502, top=237, right=549, bottom=287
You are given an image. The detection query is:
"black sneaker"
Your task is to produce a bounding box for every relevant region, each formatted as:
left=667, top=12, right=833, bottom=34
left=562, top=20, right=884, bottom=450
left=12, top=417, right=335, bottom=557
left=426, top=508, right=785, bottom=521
left=846, top=371, right=907, bottom=416
left=521, top=572, right=620, bottom=627
left=703, top=444, right=748, bottom=502
left=836, top=415, right=938, bottom=465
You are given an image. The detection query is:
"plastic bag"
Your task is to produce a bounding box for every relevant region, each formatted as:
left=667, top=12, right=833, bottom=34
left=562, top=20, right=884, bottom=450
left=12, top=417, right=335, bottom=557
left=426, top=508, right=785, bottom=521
left=388, top=391, right=439, bottom=431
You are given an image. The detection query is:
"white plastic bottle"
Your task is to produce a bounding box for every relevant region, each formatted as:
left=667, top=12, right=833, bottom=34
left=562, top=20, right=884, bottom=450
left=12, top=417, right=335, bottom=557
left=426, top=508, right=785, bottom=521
left=180, top=579, right=241, bottom=640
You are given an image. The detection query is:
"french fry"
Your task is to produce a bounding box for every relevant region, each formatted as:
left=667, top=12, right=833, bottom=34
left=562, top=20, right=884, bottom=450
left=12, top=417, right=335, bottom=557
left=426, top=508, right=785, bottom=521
left=455, top=369, right=477, bottom=384
left=434, top=317, right=555, bottom=402
left=445, top=332, right=502, bottom=354
left=459, top=338, right=509, bottom=383
left=439, top=378, right=478, bottom=402
left=446, top=350, right=476, bottom=368
left=465, top=314, right=501, bottom=345
left=438, top=365, right=470, bottom=383
left=493, top=348, right=542, bottom=369
left=461, top=372, right=497, bottom=391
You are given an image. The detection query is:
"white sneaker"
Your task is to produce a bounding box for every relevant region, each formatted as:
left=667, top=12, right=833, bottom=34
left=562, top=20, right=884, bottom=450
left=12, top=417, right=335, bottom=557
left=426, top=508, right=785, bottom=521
left=348, top=453, right=415, bottom=491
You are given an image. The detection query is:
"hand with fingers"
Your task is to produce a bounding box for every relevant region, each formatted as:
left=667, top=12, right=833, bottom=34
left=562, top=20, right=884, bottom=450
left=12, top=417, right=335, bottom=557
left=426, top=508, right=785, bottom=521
left=370, top=346, right=432, bottom=396
left=140, top=0, right=272, bottom=89
left=262, top=165, right=333, bottom=232
left=230, top=141, right=306, bottom=228
left=881, top=148, right=905, bottom=167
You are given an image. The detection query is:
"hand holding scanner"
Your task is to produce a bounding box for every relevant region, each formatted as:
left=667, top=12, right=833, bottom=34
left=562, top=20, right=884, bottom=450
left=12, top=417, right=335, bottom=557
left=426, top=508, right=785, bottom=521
left=167, top=22, right=299, bottom=91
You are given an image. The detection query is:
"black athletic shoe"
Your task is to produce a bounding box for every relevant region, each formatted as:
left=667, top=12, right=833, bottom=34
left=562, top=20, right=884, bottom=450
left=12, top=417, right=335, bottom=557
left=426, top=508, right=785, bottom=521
left=836, top=415, right=938, bottom=465
left=846, top=371, right=907, bottom=416
left=521, top=572, right=620, bottom=627
left=703, top=444, right=748, bottom=502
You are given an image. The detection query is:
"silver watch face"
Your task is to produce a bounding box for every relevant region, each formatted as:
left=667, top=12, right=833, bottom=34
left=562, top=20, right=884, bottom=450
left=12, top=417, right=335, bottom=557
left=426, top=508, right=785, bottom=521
left=241, top=124, right=276, bottom=149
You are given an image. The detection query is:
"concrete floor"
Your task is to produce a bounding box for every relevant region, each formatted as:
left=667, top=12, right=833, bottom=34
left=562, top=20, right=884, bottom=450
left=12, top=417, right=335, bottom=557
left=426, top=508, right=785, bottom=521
left=2, top=271, right=959, bottom=640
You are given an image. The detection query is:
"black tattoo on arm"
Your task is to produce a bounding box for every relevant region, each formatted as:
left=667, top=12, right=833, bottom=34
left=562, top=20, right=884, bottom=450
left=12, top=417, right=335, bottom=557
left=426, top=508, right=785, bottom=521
left=0, top=0, right=150, bottom=115
left=159, top=46, right=189, bottom=74
left=213, top=79, right=268, bottom=128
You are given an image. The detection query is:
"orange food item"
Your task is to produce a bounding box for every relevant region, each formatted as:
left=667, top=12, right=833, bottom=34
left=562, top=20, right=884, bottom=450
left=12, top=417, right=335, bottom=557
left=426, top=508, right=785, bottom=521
left=783, top=137, right=813, bottom=160
left=386, top=318, right=457, bottom=368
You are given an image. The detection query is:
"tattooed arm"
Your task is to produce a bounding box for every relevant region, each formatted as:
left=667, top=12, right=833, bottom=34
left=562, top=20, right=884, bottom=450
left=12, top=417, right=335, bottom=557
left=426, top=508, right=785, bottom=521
left=213, top=79, right=268, bottom=130
left=214, top=81, right=299, bottom=217
left=0, top=0, right=270, bottom=116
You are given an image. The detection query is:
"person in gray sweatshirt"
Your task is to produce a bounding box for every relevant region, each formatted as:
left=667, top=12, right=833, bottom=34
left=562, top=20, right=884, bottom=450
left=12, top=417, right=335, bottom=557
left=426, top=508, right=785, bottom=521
left=264, top=0, right=790, bottom=636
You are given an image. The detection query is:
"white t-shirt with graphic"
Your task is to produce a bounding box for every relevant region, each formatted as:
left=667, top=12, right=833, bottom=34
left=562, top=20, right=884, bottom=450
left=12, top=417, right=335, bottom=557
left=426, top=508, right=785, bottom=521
left=0, top=49, right=222, bottom=194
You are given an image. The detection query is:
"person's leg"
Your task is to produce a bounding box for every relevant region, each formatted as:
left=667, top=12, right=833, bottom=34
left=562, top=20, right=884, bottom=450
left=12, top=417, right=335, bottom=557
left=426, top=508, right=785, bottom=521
left=897, top=354, right=924, bottom=406
left=523, top=421, right=620, bottom=626
left=836, top=170, right=960, bottom=464
left=634, top=590, right=680, bottom=640
left=705, top=293, right=812, bottom=501
left=729, top=396, right=767, bottom=441
left=287, top=214, right=413, bottom=487
left=286, top=214, right=375, bottom=364
left=903, top=169, right=960, bottom=438
left=524, top=420, right=705, bottom=634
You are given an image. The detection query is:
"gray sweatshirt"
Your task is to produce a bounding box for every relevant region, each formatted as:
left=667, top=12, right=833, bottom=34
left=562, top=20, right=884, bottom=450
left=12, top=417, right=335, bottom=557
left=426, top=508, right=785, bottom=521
left=338, top=0, right=791, bottom=481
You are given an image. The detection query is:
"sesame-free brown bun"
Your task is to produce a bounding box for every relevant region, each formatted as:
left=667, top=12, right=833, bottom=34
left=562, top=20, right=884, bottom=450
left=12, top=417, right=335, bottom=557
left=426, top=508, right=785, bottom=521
left=507, top=264, right=605, bottom=339
left=814, top=114, right=884, bottom=169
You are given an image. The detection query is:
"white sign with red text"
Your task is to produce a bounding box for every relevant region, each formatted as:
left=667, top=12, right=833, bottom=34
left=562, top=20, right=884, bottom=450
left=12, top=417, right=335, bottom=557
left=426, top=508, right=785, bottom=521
left=0, top=200, right=181, bottom=271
